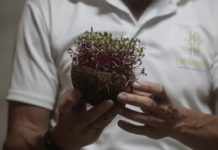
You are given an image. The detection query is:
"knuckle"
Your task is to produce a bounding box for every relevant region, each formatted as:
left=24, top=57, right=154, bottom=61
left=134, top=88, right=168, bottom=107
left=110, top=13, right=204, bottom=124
left=65, top=96, right=73, bottom=103
left=157, top=85, right=165, bottom=94
left=148, top=101, right=156, bottom=109
left=58, top=104, right=65, bottom=114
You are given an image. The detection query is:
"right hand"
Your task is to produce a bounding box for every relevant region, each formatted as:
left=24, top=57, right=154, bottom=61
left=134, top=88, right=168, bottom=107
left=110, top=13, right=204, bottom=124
left=50, top=90, right=118, bottom=150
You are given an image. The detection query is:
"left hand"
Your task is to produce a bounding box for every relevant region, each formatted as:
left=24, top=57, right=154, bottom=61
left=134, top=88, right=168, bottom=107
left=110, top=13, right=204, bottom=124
left=117, top=81, right=181, bottom=139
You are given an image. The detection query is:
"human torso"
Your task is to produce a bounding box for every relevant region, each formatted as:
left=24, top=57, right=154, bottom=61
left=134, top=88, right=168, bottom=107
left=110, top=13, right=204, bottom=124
left=48, top=0, right=218, bottom=149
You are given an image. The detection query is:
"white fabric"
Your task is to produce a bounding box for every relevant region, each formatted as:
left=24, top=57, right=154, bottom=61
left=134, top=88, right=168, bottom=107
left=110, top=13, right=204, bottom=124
left=6, top=0, right=218, bottom=149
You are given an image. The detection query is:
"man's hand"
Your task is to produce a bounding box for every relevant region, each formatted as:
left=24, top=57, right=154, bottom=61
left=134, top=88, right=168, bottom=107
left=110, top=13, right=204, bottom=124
left=51, top=90, right=118, bottom=150
left=117, top=81, right=180, bottom=139
left=117, top=81, right=218, bottom=150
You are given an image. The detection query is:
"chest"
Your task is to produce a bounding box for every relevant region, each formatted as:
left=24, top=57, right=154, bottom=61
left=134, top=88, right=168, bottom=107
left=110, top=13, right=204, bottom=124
left=50, top=1, right=217, bottom=108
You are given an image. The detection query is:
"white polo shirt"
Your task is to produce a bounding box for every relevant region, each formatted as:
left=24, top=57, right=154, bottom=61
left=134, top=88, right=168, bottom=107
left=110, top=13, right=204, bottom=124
left=7, top=0, right=218, bottom=149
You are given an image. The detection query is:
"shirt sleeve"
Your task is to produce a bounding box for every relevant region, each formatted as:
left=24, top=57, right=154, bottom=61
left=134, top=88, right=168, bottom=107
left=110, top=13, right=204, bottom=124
left=209, top=0, right=218, bottom=114
left=211, top=35, right=218, bottom=114
left=213, top=53, right=218, bottom=114
left=6, top=0, right=59, bottom=110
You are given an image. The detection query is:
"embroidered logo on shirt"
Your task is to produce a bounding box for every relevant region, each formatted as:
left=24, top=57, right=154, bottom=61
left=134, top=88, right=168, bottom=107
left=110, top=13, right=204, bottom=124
left=185, top=31, right=203, bottom=55
left=176, top=30, right=208, bottom=70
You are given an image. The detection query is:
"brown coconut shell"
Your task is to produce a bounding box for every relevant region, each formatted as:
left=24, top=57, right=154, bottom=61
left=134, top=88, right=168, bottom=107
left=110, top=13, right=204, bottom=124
left=71, top=65, right=134, bottom=105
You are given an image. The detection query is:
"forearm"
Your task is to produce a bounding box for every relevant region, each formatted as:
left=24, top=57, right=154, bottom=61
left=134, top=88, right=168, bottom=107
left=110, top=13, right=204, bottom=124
left=170, top=107, right=218, bottom=150
left=3, top=126, right=47, bottom=150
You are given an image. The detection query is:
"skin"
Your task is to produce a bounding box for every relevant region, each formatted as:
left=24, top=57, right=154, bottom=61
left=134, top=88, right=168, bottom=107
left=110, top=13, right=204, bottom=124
left=3, top=102, right=50, bottom=150
left=4, top=1, right=153, bottom=149
left=117, top=81, right=218, bottom=150
left=4, top=90, right=119, bottom=150
left=51, top=91, right=119, bottom=150
left=122, top=0, right=154, bottom=19
left=5, top=0, right=218, bottom=149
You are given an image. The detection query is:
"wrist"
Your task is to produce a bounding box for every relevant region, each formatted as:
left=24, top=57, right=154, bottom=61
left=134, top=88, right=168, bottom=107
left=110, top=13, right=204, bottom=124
left=168, top=106, right=188, bottom=139
left=44, top=128, right=62, bottom=150
left=169, top=106, right=203, bottom=138
left=168, top=106, right=218, bottom=150
left=49, top=126, right=81, bottom=150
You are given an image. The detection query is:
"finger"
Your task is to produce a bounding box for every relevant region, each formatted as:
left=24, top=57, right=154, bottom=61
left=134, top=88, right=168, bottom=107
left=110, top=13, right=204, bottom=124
left=118, top=107, right=164, bottom=126
left=85, top=104, right=119, bottom=137
left=133, top=81, right=165, bottom=97
left=58, top=90, right=81, bottom=114
left=71, top=99, right=86, bottom=115
left=78, top=100, right=114, bottom=127
left=117, top=92, right=157, bottom=113
left=89, top=102, right=120, bottom=130
left=132, top=90, right=153, bottom=97
left=118, top=120, right=155, bottom=136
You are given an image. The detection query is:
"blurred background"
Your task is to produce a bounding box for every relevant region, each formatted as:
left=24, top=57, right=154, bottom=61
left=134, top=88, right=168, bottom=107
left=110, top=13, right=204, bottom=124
left=0, top=0, right=25, bottom=148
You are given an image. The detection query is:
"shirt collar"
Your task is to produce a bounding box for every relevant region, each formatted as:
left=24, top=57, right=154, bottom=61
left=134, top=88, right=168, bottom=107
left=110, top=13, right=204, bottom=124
left=105, top=0, right=179, bottom=25
left=105, top=0, right=179, bottom=11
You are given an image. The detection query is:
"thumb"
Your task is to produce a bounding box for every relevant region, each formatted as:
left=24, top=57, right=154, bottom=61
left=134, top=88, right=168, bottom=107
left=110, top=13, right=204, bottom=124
left=58, top=90, right=81, bottom=114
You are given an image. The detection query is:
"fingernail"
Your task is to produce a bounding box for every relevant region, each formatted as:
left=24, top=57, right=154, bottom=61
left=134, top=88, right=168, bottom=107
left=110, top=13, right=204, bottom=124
left=133, top=81, right=140, bottom=88
left=104, top=99, right=114, bottom=106
left=117, top=92, right=127, bottom=100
